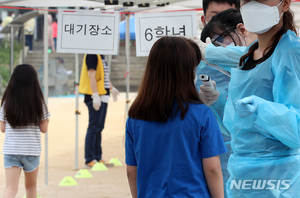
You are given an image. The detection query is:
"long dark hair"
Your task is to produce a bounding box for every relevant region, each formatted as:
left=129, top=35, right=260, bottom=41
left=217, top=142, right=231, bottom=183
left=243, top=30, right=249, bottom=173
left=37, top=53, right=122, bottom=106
left=240, top=6, right=297, bottom=66
left=128, top=36, right=202, bottom=122
left=1, top=64, right=45, bottom=128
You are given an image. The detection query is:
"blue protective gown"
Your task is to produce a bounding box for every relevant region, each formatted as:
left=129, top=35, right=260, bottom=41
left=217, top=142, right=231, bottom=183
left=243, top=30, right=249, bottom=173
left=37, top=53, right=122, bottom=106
left=206, top=30, right=300, bottom=198
left=195, top=60, right=232, bottom=197
left=196, top=46, right=247, bottom=198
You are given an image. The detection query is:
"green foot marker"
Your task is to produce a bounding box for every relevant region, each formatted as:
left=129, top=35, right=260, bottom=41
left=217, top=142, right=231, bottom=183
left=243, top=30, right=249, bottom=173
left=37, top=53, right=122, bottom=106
left=75, top=169, right=93, bottom=178
left=91, top=162, right=108, bottom=171
left=59, top=176, right=78, bottom=186
left=109, top=158, right=123, bottom=166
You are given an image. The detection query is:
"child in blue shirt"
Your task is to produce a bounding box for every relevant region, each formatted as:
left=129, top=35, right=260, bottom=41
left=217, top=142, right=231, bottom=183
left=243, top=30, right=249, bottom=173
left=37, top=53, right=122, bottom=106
left=125, top=36, right=227, bottom=198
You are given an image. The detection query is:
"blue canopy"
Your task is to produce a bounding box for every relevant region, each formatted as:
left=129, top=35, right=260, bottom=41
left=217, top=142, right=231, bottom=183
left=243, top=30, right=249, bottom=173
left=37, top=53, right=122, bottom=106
left=119, top=16, right=135, bottom=40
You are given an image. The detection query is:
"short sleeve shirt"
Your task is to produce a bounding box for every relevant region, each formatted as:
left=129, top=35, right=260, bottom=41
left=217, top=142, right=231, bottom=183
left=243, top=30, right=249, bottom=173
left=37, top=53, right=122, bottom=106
left=84, top=54, right=110, bottom=103
left=0, top=103, right=50, bottom=156
left=125, top=103, right=227, bottom=198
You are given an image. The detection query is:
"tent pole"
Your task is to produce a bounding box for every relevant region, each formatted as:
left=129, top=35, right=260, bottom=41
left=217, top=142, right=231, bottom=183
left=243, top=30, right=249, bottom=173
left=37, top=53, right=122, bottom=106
left=125, top=13, right=130, bottom=115
left=107, top=55, right=112, bottom=79
left=74, top=6, right=80, bottom=171
left=43, top=10, right=49, bottom=186
left=10, top=26, right=14, bottom=74
left=21, top=25, right=25, bottom=63
left=75, top=53, right=79, bottom=170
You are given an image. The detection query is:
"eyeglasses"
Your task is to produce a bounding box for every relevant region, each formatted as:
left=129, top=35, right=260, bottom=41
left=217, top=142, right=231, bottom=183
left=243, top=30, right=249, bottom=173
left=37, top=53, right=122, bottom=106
left=211, top=28, right=236, bottom=47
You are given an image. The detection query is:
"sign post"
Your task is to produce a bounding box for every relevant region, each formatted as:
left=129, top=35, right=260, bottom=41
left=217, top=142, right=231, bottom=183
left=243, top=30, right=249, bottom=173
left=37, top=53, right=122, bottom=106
left=56, top=10, right=120, bottom=170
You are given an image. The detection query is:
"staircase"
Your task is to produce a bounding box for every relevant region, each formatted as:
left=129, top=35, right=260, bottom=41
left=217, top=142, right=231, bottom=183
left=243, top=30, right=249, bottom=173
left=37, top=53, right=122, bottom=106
left=111, top=41, right=147, bottom=92
left=24, top=40, right=147, bottom=95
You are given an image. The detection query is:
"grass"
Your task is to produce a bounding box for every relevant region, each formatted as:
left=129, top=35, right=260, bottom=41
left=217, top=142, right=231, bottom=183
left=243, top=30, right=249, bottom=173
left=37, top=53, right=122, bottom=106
left=0, top=39, right=22, bottom=87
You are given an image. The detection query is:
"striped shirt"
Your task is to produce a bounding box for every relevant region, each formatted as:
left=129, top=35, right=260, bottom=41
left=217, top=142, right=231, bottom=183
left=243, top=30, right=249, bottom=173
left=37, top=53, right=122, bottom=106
left=0, top=103, right=50, bottom=156
left=101, top=55, right=110, bottom=90
left=101, top=55, right=110, bottom=103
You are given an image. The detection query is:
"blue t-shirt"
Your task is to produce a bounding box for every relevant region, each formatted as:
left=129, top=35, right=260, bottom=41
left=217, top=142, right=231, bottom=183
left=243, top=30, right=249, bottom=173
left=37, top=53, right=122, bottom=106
left=125, top=103, right=227, bottom=198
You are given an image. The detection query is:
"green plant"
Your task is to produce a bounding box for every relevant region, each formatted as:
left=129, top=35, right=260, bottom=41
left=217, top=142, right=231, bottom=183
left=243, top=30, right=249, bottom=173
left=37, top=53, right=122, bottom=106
left=0, top=40, right=22, bottom=87
left=0, top=65, right=10, bottom=86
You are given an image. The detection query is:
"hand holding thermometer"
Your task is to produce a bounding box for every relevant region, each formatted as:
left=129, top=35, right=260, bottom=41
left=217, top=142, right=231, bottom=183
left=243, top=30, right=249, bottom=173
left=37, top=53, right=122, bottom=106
left=199, top=74, right=215, bottom=89
left=199, top=74, right=219, bottom=106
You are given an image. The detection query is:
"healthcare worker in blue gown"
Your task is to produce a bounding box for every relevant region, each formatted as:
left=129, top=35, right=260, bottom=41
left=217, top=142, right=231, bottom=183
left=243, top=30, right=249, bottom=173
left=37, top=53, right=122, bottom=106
left=197, top=0, right=300, bottom=197
left=195, top=9, right=257, bottom=198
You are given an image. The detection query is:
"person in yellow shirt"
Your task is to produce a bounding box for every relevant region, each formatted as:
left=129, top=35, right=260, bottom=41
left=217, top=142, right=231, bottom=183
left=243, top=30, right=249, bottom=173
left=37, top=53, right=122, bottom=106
left=24, top=18, right=35, bottom=51
left=79, top=54, right=119, bottom=168
left=1, top=11, right=14, bottom=27
left=1, top=11, right=15, bottom=41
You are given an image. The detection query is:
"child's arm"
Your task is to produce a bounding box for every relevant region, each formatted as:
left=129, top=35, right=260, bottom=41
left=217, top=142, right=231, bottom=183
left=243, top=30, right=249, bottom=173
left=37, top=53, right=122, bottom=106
left=126, top=165, right=137, bottom=198
left=0, top=121, right=5, bottom=132
left=202, top=156, right=224, bottom=198
left=39, top=119, right=49, bottom=133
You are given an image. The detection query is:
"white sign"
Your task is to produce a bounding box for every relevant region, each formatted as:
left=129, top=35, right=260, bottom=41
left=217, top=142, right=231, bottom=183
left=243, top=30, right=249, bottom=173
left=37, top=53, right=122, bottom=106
left=135, top=11, right=197, bottom=57
left=57, top=10, right=120, bottom=55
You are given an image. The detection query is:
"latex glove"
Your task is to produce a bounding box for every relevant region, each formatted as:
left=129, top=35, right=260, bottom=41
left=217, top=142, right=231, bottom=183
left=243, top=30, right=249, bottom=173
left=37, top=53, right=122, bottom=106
left=199, top=80, right=220, bottom=106
left=205, top=37, right=212, bottom=44
left=92, top=92, right=101, bottom=111
left=110, top=87, right=119, bottom=102
left=193, top=36, right=211, bottom=59
left=235, top=95, right=265, bottom=117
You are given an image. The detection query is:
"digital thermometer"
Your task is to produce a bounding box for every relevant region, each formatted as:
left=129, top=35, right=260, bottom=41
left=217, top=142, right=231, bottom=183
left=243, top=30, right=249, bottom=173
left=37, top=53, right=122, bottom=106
left=199, top=74, right=215, bottom=89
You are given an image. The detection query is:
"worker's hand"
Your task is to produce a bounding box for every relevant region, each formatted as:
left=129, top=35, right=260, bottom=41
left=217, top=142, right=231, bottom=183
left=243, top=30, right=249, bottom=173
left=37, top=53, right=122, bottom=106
left=92, top=92, right=101, bottom=111
left=111, top=87, right=119, bottom=102
left=193, top=36, right=211, bottom=60
left=199, top=81, right=219, bottom=106
left=235, top=95, right=265, bottom=117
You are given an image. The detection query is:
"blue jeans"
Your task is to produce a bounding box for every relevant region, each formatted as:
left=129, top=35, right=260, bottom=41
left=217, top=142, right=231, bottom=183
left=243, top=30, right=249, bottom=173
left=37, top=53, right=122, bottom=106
left=25, top=35, right=33, bottom=51
left=4, top=155, right=40, bottom=172
left=54, top=38, right=57, bottom=50
left=85, top=100, right=108, bottom=164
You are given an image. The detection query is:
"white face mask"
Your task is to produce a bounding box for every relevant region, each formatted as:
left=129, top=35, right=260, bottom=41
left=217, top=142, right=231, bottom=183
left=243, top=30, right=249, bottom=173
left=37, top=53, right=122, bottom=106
left=240, top=0, right=284, bottom=34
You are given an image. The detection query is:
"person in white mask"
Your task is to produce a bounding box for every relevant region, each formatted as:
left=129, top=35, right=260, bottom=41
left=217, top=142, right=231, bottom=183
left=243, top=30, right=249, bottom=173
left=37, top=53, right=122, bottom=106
left=198, top=9, right=257, bottom=198
left=197, top=0, right=300, bottom=197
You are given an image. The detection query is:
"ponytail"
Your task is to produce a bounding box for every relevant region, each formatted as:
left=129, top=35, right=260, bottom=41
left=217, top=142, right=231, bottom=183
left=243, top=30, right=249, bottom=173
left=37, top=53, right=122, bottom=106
left=239, top=9, right=297, bottom=67
left=284, top=9, right=297, bottom=35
